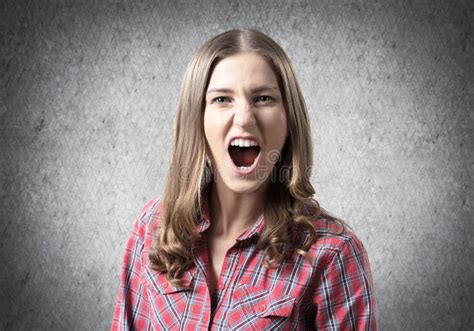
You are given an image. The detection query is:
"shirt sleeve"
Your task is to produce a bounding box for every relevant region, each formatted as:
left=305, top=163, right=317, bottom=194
left=313, top=236, right=377, bottom=330
left=111, top=198, right=159, bottom=331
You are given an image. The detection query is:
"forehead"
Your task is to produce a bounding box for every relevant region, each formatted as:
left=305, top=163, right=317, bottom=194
left=207, top=52, right=279, bottom=90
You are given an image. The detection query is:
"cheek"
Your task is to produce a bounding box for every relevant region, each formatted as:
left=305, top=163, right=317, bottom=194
left=203, top=110, right=224, bottom=152
left=279, top=121, right=288, bottom=148
left=266, top=112, right=288, bottom=146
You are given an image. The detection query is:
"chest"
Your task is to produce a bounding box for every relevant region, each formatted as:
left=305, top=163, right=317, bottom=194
left=141, top=239, right=315, bottom=330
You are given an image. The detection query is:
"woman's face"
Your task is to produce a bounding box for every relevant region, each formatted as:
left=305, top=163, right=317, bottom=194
left=204, top=52, right=288, bottom=195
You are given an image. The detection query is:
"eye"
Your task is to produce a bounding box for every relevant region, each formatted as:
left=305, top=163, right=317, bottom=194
left=255, top=95, right=274, bottom=103
left=211, top=96, right=231, bottom=104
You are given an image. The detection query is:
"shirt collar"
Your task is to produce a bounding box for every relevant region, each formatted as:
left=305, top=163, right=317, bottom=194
left=196, top=198, right=265, bottom=241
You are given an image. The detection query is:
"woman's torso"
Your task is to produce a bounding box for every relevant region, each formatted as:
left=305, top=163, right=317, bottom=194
left=131, top=199, right=375, bottom=330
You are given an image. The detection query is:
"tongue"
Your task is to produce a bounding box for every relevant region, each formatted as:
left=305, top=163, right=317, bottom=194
left=229, top=146, right=260, bottom=167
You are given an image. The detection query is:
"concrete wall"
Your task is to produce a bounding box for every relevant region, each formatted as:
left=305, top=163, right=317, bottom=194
left=1, top=0, right=472, bottom=329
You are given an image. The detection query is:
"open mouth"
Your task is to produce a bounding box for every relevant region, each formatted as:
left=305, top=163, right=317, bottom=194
left=228, top=139, right=261, bottom=168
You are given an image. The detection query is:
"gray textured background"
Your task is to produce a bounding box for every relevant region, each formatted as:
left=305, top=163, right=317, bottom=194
left=1, top=0, right=472, bottom=330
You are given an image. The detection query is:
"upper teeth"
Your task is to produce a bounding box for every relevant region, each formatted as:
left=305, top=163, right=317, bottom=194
left=230, top=138, right=259, bottom=147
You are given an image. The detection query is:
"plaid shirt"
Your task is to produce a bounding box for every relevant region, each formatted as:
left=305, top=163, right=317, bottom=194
left=111, top=198, right=377, bottom=330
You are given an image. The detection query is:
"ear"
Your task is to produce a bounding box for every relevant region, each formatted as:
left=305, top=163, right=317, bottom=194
left=203, top=141, right=216, bottom=169
left=205, top=154, right=212, bottom=166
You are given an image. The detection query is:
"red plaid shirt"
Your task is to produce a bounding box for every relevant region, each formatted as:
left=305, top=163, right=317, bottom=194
left=111, top=198, right=377, bottom=330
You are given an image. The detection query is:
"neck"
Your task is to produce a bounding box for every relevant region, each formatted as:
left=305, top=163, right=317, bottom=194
left=207, top=180, right=266, bottom=239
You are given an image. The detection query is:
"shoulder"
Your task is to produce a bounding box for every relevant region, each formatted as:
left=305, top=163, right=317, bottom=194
left=305, top=215, right=371, bottom=272
left=129, top=197, right=163, bottom=249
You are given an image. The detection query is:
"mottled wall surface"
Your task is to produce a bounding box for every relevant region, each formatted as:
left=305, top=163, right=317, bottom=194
left=0, top=0, right=472, bottom=329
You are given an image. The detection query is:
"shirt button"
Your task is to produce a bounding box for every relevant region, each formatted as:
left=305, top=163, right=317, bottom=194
left=162, top=282, right=168, bottom=289
left=218, top=283, right=225, bottom=290
left=259, top=304, right=266, bottom=312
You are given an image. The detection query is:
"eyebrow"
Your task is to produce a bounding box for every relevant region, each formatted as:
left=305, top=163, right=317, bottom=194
left=206, top=85, right=280, bottom=95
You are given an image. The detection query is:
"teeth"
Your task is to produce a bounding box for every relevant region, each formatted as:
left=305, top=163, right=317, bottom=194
left=230, top=138, right=259, bottom=147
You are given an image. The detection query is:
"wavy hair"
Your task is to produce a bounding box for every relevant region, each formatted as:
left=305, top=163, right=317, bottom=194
left=149, top=29, right=342, bottom=289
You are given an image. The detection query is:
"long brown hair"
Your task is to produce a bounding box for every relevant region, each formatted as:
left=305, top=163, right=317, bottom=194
left=149, top=29, right=341, bottom=288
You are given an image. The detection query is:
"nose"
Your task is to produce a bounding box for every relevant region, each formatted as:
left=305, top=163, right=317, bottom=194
left=233, top=99, right=256, bottom=128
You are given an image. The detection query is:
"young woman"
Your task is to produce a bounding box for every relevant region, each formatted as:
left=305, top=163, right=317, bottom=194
left=112, top=29, right=377, bottom=330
